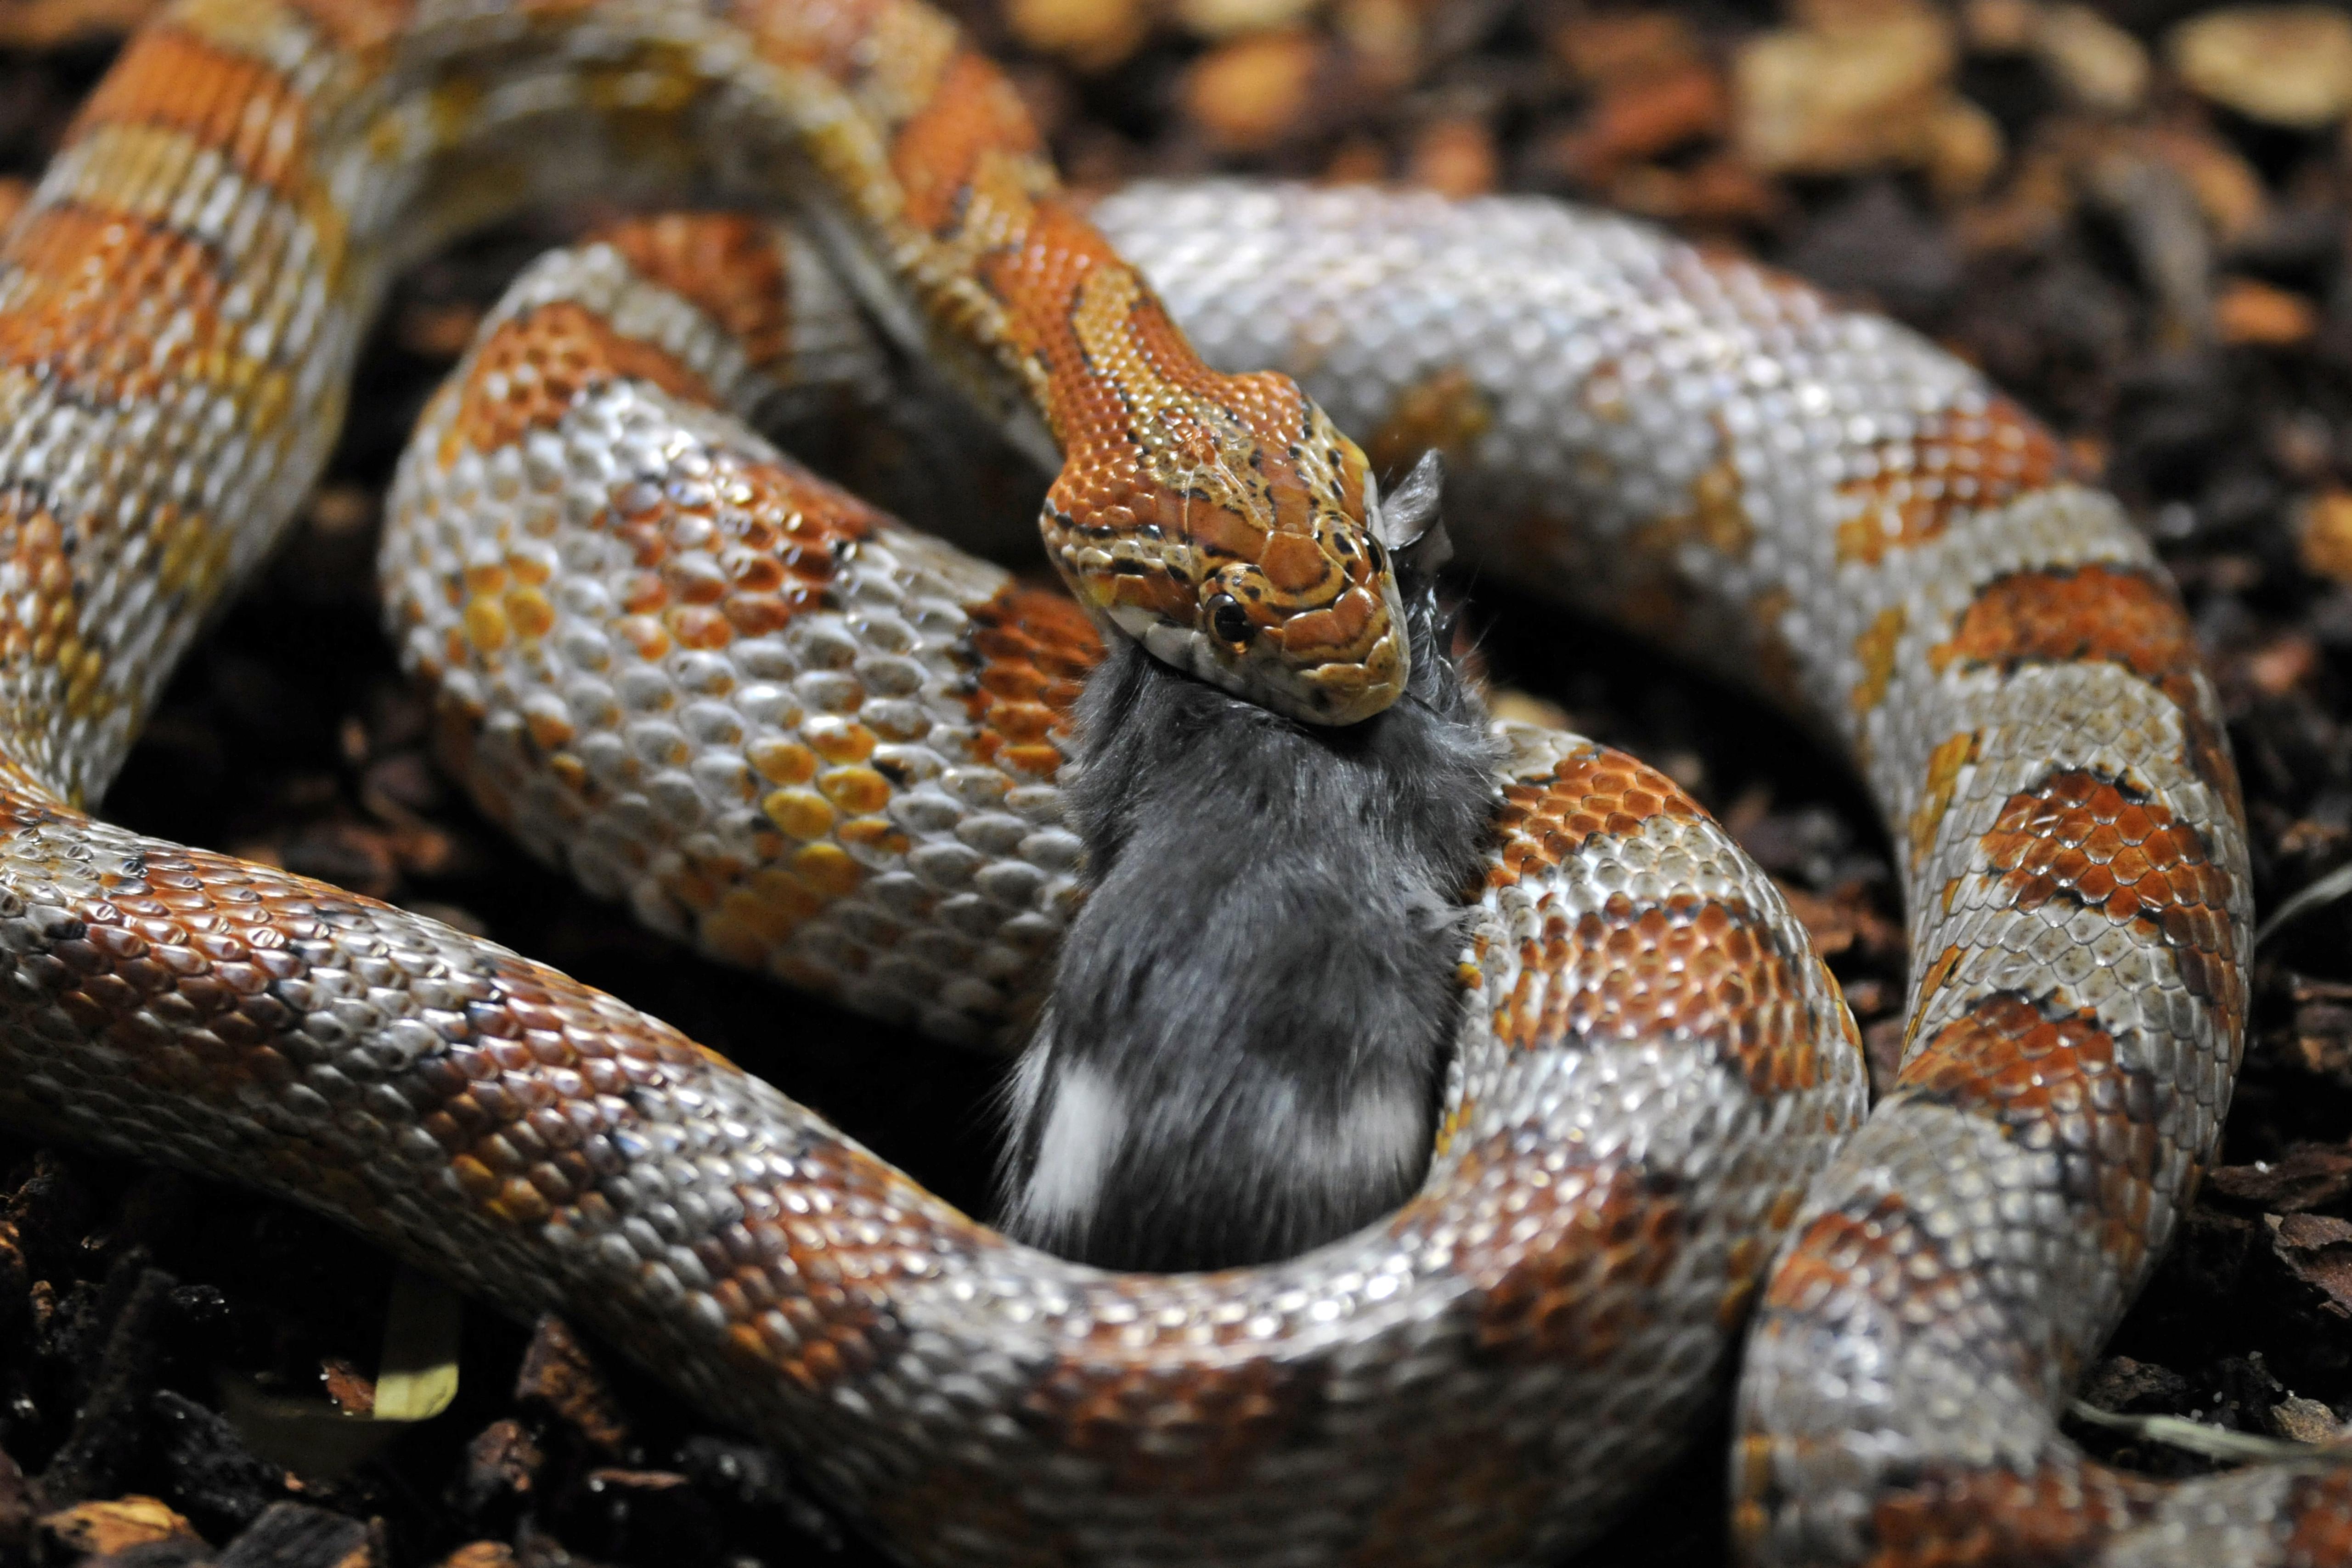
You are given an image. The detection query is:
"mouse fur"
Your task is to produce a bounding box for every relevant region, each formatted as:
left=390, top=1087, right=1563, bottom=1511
left=996, top=561, right=1498, bottom=1273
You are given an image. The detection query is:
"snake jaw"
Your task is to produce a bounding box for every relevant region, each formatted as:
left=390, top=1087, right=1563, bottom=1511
left=1107, top=562, right=1409, bottom=727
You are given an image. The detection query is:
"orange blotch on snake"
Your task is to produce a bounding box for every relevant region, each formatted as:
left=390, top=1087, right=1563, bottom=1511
left=1002, top=744, right=1062, bottom=775
left=836, top=816, right=908, bottom=855
left=1832, top=397, right=2070, bottom=568
left=1022, top=1353, right=1312, bottom=1494
left=1861, top=1461, right=2146, bottom=1568
left=761, top=789, right=834, bottom=841
left=669, top=606, right=733, bottom=649
left=1932, top=564, right=2240, bottom=812
left=615, top=616, right=669, bottom=660
left=888, top=49, right=1043, bottom=236
left=1901, top=994, right=2164, bottom=1269
left=1499, top=891, right=1825, bottom=1095
left=1452, top=1139, right=1686, bottom=1370
left=724, top=592, right=799, bottom=636
left=463, top=599, right=509, bottom=652
left=817, top=767, right=891, bottom=815
left=439, top=301, right=719, bottom=464
left=956, top=584, right=1100, bottom=773
left=804, top=717, right=876, bottom=765
left=663, top=555, right=729, bottom=604
left=748, top=739, right=818, bottom=785
left=72, top=24, right=314, bottom=197
left=2282, top=1472, right=2352, bottom=1566
left=1907, top=732, right=1979, bottom=872
left=1760, top=1202, right=1904, bottom=1318
left=0, top=204, right=285, bottom=418
left=620, top=573, right=667, bottom=614
left=987, top=703, right=1057, bottom=746
left=793, top=843, right=863, bottom=898
left=1176, top=499, right=1262, bottom=564
left=1488, top=745, right=1703, bottom=889
left=1626, top=457, right=1753, bottom=573
left=504, top=588, right=554, bottom=640
left=722, top=550, right=786, bottom=593
left=1849, top=605, right=1904, bottom=718
left=1978, top=769, right=2239, bottom=1015
left=594, top=214, right=793, bottom=372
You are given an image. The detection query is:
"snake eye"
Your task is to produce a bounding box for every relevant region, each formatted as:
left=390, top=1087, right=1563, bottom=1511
left=1365, top=538, right=1386, bottom=575
left=1207, top=593, right=1252, bottom=647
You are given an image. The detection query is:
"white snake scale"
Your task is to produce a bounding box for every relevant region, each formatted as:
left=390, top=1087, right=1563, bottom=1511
left=0, top=0, right=2341, bottom=1563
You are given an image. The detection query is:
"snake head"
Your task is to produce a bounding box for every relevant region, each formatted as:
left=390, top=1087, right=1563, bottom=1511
left=1044, top=381, right=1415, bottom=727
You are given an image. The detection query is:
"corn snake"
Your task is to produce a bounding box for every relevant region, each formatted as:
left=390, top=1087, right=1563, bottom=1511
left=0, top=0, right=2343, bottom=1562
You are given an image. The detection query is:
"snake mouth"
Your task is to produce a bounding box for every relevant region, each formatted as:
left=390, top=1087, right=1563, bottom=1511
left=1115, top=587, right=1410, bottom=726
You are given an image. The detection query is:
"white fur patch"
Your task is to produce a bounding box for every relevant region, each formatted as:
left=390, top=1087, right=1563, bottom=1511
left=1021, top=1064, right=1128, bottom=1229
left=1320, top=1081, right=1431, bottom=1197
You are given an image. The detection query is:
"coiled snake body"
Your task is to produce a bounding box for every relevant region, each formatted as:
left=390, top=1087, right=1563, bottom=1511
left=0, top=0, right=2341, bottom=1563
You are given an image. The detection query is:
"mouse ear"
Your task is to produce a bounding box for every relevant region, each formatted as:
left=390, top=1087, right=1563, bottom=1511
left=1372, top=449, right=1452, bottom=575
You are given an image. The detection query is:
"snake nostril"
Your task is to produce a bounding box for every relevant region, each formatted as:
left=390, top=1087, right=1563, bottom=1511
left=1208, top=593, right=1251, bottom=646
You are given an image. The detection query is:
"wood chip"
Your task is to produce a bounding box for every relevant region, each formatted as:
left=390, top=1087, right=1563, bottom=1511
left=2217, top=277, right=2319, bottom=346
left=217, top=1503, right=372, bottom=1568
left=2140, top=125, right=2269, bottom=246
left=1550, top=63, right=1729, bottom=183
left=2297, top=490, right=2352, bottom=586
left=1963, top=0, right=2039, bottom=54
left=462, top=1418, right=545, bottom=1502
left=2211, top=1144, right=2352, bottom=1212
left=1181, top=29, right=1329, bottom=152
left=1006, top=0, right=1150, bottom=70
left=37, top=1497, right=197, bottom=1558
left=2268, top=1212, right=2352, bottom=1317
left=1733, top=0, right=1959, bottom=175
left=2170, top=6, right=2352, bottom=130
left=2270, top=1393, right=2349, bottom=1444
left=435, top=1547, right=518, bottom=1568
left=1551, top=10, right=1702, bottom=84
left=1924, top=96, right=2004, bottom=200
left=0, top=0, right=160, bottom=48
left=1862, top=1016, right=1906, bottom=1099
left=1777, top=885, right=1861, bottom=958
left=1173, top=0, right=1318, bottom=38
left=1332, top=0, right=1419, bottom=91
left=1405, top=118, right=1500, bottom=199
left=320, top=1357, right=375, bottom=1417
left=2032, top=3, right=2148, bottom=114
left=514, top=1315, right=630, bottom=1457
left=440, top=1542, right=522, bottom=1568
left=2244, top=631, right=2319, bottom=697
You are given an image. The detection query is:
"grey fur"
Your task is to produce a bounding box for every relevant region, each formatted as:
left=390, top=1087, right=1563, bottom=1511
left=997, top=562, right=1499, bottom=1272
left=1375, top=450, right=1450, bottom=572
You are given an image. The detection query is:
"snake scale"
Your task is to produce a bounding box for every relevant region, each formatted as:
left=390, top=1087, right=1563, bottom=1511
left=0, top=0, right=2342, bottom=1562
